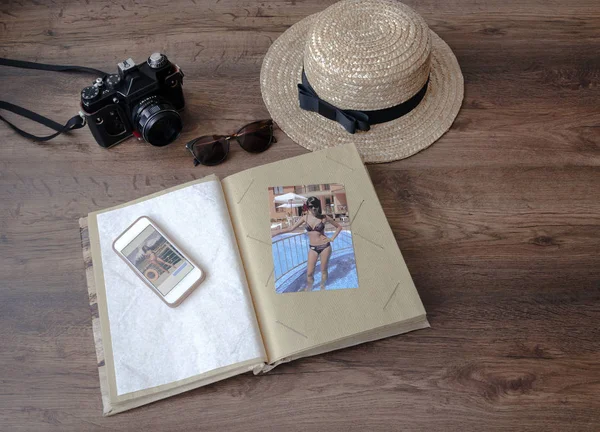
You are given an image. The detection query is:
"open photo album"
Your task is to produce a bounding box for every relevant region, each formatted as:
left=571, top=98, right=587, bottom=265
left=79, top=144, right=429, bottom=415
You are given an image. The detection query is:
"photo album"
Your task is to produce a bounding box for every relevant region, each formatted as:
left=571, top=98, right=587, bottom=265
left=79, top=143, right=429, bottom=415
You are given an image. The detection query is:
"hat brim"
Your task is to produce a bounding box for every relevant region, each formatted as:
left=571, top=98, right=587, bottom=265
left=260, top=13, right=464, bottom=163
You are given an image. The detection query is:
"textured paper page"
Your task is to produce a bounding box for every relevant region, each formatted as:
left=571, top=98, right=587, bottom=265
left=222, top=144, right=428, bottom=362
left=92, top=178, right=265, bottom=396
left=81, top=217, right=264, bottom=415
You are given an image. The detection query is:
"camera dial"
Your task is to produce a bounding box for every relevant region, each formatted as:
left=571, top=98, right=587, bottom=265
left=106, top=74, right=121, bottom=89
left=147, top=53, right=168, bottom=69
left=81, top=86, right=100, bottom=103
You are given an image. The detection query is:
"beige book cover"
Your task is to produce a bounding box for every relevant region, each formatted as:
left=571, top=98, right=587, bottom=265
left=80, top=143, right=429, bottom=415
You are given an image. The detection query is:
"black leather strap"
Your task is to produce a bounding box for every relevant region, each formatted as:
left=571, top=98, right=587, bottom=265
left=0, top=101, right=86, bottom=142
left=0, top=57, right=107, bottom=77
left=0, top=57, right=108, bottom=141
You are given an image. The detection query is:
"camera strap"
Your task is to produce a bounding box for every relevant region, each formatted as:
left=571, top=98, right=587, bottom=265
left=0, top=57, right=108, bottom=142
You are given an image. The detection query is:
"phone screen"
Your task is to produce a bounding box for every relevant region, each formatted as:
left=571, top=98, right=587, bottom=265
left=121, top=225, right=194, bottom=295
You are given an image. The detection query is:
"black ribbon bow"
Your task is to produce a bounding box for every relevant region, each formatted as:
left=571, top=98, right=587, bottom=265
left=298, top=69, right=429, bottom=134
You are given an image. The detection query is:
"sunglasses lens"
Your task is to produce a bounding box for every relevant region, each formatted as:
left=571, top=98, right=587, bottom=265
left=190, top=135, right=230, bottom=166
left=237, top=120, right=273, bottom=153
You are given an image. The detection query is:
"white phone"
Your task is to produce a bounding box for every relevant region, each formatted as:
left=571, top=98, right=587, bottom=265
left=113, top=216, right=205, bottom=307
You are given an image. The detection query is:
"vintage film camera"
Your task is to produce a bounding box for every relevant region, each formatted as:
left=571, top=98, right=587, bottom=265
left=80, top=53, right=185, bottom=148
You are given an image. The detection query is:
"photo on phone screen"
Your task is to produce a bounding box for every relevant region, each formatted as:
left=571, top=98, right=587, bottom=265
left=121, top=225, right=194, bottom=295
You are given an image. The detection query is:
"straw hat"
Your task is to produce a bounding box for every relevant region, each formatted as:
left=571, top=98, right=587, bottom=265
left=260, top=0, right=464, bottom=163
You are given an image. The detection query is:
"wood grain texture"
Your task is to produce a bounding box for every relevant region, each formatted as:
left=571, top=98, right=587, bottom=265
left=1, top=0, right=599, bottom=430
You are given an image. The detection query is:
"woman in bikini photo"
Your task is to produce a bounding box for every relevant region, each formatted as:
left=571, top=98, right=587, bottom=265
left=272, top=196, right=342, bottom=291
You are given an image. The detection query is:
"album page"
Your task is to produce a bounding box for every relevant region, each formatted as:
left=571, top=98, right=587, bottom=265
left=85, top=174, right=266, bottom=415
left=222, top=144, right=429, bottom=363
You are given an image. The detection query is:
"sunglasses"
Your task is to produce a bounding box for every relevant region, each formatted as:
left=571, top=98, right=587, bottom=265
left=185, top=119, right=276, bottom=166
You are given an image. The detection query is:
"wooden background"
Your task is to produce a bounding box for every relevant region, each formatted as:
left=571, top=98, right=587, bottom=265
left=1, top=0, right=599, bottom=430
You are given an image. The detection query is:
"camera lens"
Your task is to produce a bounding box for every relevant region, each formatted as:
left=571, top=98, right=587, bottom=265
left=132, top=96, right=182, bottom=147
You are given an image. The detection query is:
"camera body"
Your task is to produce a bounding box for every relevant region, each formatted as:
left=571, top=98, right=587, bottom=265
left=80, top=53, right=185, bottom=148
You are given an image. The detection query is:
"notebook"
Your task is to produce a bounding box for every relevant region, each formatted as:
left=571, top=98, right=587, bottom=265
left=79, top=143, right=429, bottom=415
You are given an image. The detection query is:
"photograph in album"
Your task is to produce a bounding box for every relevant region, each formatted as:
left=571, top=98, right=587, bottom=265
left=269, top=184, right=359, bottom=293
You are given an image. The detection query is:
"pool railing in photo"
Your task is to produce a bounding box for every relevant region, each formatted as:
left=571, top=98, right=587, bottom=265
left=272, top=230, right=355, bottom=282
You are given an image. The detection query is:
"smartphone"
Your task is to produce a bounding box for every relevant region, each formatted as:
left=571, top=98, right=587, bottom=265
left=113, top=216, right=204, bottom=307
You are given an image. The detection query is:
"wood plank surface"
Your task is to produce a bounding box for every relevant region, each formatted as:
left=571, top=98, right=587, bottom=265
left=1, top=0, right=599, bottom=430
